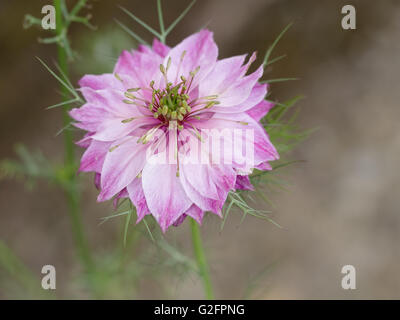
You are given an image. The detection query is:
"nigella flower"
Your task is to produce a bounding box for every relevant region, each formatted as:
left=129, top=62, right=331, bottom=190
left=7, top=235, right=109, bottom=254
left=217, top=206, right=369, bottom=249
left=70, top=30, right=279, bottom=232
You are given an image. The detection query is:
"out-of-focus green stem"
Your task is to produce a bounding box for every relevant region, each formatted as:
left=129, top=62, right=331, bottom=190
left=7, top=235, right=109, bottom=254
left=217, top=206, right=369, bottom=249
left=54, top=0, right=94, bottom=277
left=157, top=0, right=166, bottom=44
left=190, top=219, right=214, bottom=300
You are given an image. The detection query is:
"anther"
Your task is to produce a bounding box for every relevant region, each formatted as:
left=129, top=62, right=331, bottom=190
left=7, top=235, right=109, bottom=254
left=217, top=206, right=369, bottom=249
left=127, top=88, right=140, bottom=92
left=180, top=50, right=187, bottom=61
left=159, top=64, right=166, bottom=75
left=124, top=92, right=135, bottom=99
left=109, top=145, right=120, bottom=152
left=166, top=57, right=172, bottom=71
left=114, top=73, right=123, bottom=82
left=121, top=117, right=135, bottom=123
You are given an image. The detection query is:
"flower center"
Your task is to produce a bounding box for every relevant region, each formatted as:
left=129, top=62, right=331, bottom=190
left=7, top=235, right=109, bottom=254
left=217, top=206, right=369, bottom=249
left=148, top=76, right=192, bottom=129
left=121, top=57, right=220, bottom=131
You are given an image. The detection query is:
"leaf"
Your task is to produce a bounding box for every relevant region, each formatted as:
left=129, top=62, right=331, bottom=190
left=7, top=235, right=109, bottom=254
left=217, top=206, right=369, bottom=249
left=263, top=22, right=293, bottom=68
left=114, top=19, right=150, bottom=46
left=261, top=77, right=299, bottom=84
left=99, top=210, right=131, bottom=226
left=46, top=98, right=80, bottom=110
left=264, top=54, right=286, bottom=66
left=123, top=209, right=132, bottom=247
left=165, top=0, right=196, bottom=36
left=119, top=6, right=162, bottom=39
left=142, top=218, right=155, bottom=243
left=36, top=57, right=80, bottom=99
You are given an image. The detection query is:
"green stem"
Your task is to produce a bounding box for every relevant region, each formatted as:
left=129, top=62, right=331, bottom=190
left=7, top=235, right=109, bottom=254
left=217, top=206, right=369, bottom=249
left=157, top=0, right=166, bottom=44
left=190, top=219, right=214, bottom=300
left=54, top=0, right=94, bottom=277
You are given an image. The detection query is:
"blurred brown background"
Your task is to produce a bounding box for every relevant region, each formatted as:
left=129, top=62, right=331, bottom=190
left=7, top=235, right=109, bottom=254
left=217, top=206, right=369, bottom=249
left=0, top=0, right=399, bottom=299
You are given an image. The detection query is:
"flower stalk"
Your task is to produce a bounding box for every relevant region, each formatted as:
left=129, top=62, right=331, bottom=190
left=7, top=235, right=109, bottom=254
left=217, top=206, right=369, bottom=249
left=190, top=219, right=214, bottom=300
left=54, top=0, right=94, bottom=278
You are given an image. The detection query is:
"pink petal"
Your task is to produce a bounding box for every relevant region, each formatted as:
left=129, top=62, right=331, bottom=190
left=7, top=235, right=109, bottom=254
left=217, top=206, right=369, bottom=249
left=246, top=100, right=275, bottom=121
left=69, top=103, right=108, bottom=128
left=142, top=157, right=192, bottom=232
left=235, top=175, right=254, bottom=191
left=198, top=55, right=247, bottom=98
left=212, top=83, right=267, bottom=114
left=114, top=49, right=163, bottom=88
left=163, top=29, right=218, bottom=86
left=192, top=113, right=279, bottom=167
left=94, top=173, right=101, bottom=190
left=179, top=134, right=220, bottom=200
left=113, top=188, right=129, bottom=209
left=97, top=137, right=148, bottom=202
left=78, top=74, right=124, bottom=91
left=179, top=165, right=225, bottom=217
left=185, top=204, right=205, bottom=225
left=79, top=140, right=112, bottom=173
left=215, top=65, right=264, bottom=107
left=152, top=38, right=170, bottom=57
left=76, top=133, right=93, bottom=148
left=127, top=178, right=150, bottom=223
left=92, top=117, right=159, bottom=142
left=255, top=161, right=272, bottom=170
left=172, top=214, right=187, bottom=227
left=78, top=88, right=141, bottom=118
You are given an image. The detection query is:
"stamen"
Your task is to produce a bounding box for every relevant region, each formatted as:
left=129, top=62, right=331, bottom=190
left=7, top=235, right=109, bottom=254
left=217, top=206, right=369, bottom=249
left=138, top=124, right=163, bottom=144
left=159, top=64, right=166, bottom=75
left=185, top=65, right=200, bottom=92
left=114, top=73, right=123, bottom=82
left=180, top=50, right=187, bottom=61
left=192, top=117, right=249, bottom=126
left=175, top=50, right=187, bottom=83
left=109, top=145, right=119, bottom=152
left=124, top=92, right=136, bottom=99
left=166, top=57, right=172, bottom=72
left=121, top=117, right=135, bottom=123
left=187, top=123, right=204, bottom=142
left=160, top=63, right=169, bottom=86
